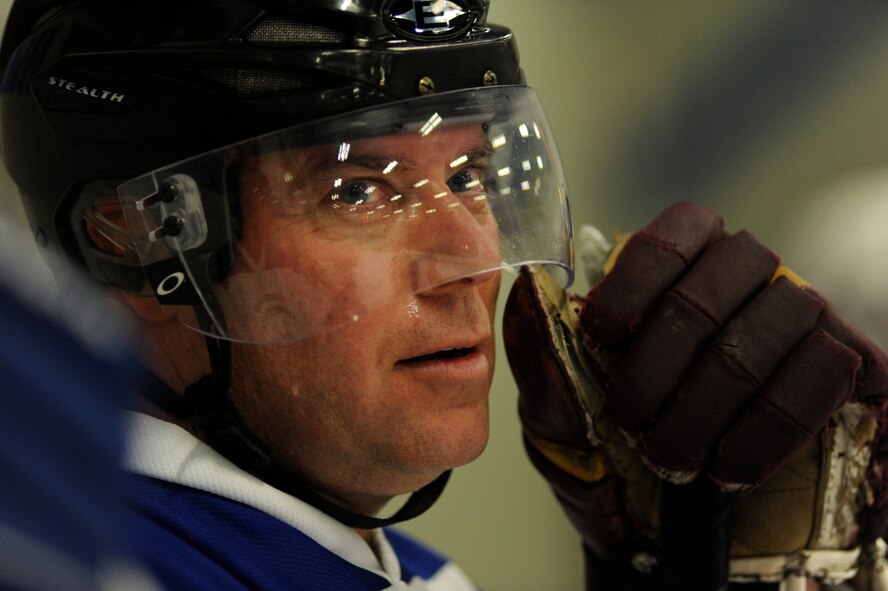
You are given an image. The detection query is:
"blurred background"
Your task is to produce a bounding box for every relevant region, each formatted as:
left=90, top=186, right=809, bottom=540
left=1, top=1, right=887, bottom=589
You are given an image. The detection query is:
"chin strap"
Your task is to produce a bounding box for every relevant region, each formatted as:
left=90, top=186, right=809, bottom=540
left=267, top=467, right=452, bottom=530
left=134, top=334, right=452, bottom=529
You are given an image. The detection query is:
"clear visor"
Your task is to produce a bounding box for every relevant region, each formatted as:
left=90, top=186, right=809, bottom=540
left=119, top=86, right=573, bottom=343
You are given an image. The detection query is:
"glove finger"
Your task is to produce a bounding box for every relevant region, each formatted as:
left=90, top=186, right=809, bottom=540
left=580, top=202, right=724, bottom=368
left=605, top=230, right=780, bottom=434
left=708, top=329, right=861, bottom=490
left=643, top=277, right=824, bottom=475
left=812, top=289, right=888, bottom=401
left=504, top=267, right=590, bottom=449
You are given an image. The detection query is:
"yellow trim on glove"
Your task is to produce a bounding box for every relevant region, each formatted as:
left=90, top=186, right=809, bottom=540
left=771, top=264, right=810, bottom=288
left=523, top=428, right=609, bottom=483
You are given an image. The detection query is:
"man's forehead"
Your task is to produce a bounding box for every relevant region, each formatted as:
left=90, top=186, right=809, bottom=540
left=347, top=123, right=488, bottom=154
left=248, top=124, right=490, bottom=173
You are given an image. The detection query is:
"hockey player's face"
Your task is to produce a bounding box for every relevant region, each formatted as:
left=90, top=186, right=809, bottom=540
left=227, top=125, right=500, bottom=504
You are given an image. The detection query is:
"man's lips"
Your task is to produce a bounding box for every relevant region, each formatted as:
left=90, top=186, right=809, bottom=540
left=393, top=330, right=492, bottom=387
left=395, top=344, right=490, bottom=384
left=399, top=346, right=478, bottom=364
left=397, top=331, right=488, bottom=363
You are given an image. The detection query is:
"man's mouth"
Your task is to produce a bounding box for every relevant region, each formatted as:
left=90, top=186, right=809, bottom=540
left=400, top=347, right=476, bottom=364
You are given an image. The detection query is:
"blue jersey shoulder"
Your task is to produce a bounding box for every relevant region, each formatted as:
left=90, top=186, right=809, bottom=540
left=124, top=475, right=458, bottom=590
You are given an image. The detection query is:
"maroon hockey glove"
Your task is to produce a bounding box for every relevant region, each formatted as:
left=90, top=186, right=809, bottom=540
left=505, top=202, right=888, bottom=589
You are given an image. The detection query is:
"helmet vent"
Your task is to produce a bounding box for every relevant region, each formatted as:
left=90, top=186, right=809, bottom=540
left=202, top=68, right=320, bottom=96
left=244, top=17, right=347, bottom=46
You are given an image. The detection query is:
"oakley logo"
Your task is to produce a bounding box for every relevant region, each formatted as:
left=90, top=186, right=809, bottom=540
left=47, top=76, right=126, bottom=103
left=384, top=0, right=476, bottom=42
left=156, top=272, right=186, bottom=296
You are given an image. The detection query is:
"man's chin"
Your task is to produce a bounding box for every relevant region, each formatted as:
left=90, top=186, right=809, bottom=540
left=391, top=440, right=489, bottom=493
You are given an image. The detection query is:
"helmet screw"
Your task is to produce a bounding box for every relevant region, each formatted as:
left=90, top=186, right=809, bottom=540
left=483, top=70, right=498, bottom=86
left=418, top=76, right=436, bottom=95
left=137, top=180, right=181, bottom=211
left=136, top=178, right=183, bottom=211
left=158, top=181, right=181, bottom=203
left=161, top=215, right=184, bottom=237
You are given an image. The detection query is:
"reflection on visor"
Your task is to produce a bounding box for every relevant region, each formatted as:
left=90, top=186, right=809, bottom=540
left=119, top=86, right=573, bottom=343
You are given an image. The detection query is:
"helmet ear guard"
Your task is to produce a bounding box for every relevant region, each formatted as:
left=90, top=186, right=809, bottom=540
left=69, top=182, right=149, bottom=294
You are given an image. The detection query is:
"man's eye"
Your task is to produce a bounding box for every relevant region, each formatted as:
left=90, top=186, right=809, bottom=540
left=331, top=180, right=384, bottom=206
left=447, top=169, right=485, bottom=194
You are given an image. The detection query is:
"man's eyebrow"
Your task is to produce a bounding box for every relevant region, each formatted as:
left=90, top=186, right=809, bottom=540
left=304, top=141, right=494, bottom=174
left=447, top=144, right=494, bottom=168
left=306, top=149, right=417, bottom=175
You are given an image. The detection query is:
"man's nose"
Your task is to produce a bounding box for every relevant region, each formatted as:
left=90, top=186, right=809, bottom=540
left=406, top=185, right=501, bottom=292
